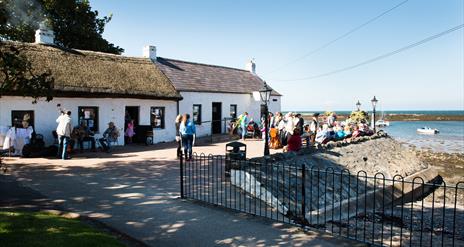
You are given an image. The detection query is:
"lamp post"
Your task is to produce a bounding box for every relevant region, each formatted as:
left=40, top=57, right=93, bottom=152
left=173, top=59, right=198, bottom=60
left=371, top=96, right=378, bottom=133
left=259, top=81, right=272, bottom=156
left=356, top=100, right=361, bottom=111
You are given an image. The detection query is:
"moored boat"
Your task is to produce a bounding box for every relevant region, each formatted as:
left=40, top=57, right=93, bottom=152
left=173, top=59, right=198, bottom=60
left=417, top=127, right=439, bottom=134
left=376, top=120, right=390, bottom=127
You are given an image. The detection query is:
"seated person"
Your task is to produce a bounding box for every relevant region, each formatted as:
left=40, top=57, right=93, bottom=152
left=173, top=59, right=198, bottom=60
left=315, top=124, right=329, bottom=144
left=343, top=125, right=352, bottom=138
left=287, top=128, right=302, bottom=152
left=352, top=125, right=361, bottom=138
left=76, top=122, right=96, bottom=152
left=99, top=122, right=119, bottom=152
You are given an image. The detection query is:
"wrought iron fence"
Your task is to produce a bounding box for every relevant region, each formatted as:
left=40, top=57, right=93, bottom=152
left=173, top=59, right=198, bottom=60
left=180, top=153, right=464, bottom=246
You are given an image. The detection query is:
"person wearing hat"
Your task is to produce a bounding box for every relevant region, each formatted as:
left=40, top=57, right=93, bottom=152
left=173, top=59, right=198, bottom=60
left=309, top=113, right=320, bottom=145
left=99, top=122, right=119, bottom=152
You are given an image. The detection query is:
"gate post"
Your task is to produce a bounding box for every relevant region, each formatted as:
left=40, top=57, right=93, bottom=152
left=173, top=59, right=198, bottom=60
left=301, top=163, right=306, bottom=222
left=180, top=153, right=184, bottom=198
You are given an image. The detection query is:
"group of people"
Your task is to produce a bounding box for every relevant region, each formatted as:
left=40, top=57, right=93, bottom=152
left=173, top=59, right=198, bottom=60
left=174, top=113, right=197, bottom=161
left=55, top=110, right=119, bottom=160
left=258, top=111, right=376, bottom=153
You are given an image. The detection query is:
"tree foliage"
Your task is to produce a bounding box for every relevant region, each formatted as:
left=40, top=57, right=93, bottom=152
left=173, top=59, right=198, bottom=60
left=348, top=110, right=369, bottom=124
left=0, top=0, right=123, bottom=54
left=0, top=45, right=54, bottom=103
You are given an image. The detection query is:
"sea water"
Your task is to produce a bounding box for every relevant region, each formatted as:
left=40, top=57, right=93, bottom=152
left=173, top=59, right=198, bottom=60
left=384, top=121, right=464, bottom=153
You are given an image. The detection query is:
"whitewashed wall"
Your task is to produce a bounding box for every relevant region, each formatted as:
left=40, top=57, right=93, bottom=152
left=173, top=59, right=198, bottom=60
left=179, top=91, right=282, bottom=137
left=0, top=96, right=177, bottom=146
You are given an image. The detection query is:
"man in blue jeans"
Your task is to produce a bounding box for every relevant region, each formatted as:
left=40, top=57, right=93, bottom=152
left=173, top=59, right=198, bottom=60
left=56, top=111, right=73, bottom=159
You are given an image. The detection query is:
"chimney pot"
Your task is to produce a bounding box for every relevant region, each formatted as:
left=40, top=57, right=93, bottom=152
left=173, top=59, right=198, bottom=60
left=143, top=45, right=157, bottom=60
left=246, top=59, right=256, bottom=74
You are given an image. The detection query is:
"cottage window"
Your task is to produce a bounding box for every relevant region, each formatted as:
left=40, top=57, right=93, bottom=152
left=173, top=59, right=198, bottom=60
left=193, top=104, right=202, bottom=124
left=230, top=104, right=237, bottom=120
left=151, top=107, right=165, bottom=129
left=11, top=110, right=34, bottom=128
left=78, top=106, right=99, bottom=132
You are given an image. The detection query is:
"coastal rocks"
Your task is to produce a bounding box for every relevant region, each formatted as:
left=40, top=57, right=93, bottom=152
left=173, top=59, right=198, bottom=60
left=309, top=137, right=426, bottom=178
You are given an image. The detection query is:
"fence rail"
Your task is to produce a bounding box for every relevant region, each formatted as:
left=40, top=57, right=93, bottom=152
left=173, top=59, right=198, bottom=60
left=180, top=153, right=464, bottom=246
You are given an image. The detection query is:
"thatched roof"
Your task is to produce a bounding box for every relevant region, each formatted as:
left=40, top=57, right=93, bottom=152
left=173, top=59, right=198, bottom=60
left=0, top=41, right=181, bottom=100
left=156, top=57, right=281, bottom=96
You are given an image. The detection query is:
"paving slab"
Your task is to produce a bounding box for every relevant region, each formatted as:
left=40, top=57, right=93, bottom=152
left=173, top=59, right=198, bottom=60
left=3, top=140, right=363, bottom=246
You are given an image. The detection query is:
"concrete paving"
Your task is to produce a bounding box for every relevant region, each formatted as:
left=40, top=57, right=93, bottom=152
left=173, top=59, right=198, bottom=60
left=3, top=140, right=363, bottom=246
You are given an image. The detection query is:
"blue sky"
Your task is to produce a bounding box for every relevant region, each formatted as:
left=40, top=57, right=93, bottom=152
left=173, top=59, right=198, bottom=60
left=91, top=0, right=463, bottom=111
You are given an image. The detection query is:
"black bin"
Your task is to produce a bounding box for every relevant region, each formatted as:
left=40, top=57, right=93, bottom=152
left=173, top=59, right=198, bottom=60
left=225, top=141, right=246, bottom=176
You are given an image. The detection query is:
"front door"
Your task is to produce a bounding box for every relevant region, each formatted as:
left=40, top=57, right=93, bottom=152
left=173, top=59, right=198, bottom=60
left=125, top=106, right=139, bottom=144
left=212, top=102, right=222, bottom=134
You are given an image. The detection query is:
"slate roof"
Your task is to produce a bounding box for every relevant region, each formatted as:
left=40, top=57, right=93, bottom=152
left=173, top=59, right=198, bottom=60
left=0, top=41, right=182, bottom=100
left=155, top=57, right=281, bottom=96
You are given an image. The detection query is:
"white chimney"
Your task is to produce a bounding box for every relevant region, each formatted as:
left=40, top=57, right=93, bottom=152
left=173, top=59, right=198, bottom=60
left=143, top=45, right=157, bottom=60
left=246, top=59, right=256, bottom=74
left=35, top=22, right=55, bottom=45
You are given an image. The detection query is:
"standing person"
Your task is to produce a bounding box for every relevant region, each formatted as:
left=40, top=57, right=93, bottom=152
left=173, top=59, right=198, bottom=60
left=99, top=122, right=119, bottom=152
left=295, top=113, right=304, bottom=134
left=125, top=120, right=135, bottom=144
left=309, top=113, right=320, bottom=145
left=180, top=114, right=196, bottom=161
left=240, top=112, right=249, bottom=140
left=327, top=112, right=336, bottom=127
left=175, top=114, right=182, bottom=159
left=56, top=111, right=73, bottom=160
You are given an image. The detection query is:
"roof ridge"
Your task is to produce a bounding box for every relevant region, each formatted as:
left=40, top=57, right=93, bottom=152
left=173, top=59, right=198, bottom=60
left=1, top=40, right=150, bottom=62
left=158, top=57, right=251, bottom=73
left=2, top=41, right=253, bottom=73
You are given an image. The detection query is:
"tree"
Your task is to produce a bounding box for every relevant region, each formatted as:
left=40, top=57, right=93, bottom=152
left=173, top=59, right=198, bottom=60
left=0, top=0, right=123, bottom=54
left=0, top=44, right=54, bottom=103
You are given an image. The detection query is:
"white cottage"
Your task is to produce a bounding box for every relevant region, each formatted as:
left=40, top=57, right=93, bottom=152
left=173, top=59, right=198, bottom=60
left=0, top=40, right=182, bottom=146
left=1, top=28, right=282, bottom=147
left=153, top=49, right=282, bottom=137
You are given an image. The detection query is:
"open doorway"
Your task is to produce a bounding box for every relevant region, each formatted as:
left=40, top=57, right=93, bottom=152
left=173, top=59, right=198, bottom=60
left=125, top=106, right=139, bottom=145
left=212, top=102, right=222, bottom=134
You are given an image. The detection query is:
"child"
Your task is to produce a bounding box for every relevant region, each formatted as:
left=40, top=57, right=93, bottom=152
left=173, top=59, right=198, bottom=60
left=125, top=120, right=135, bottom=144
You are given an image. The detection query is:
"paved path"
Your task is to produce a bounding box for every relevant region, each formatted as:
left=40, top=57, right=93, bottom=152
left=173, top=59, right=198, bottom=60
left=4, top=141, right=363, bottom=246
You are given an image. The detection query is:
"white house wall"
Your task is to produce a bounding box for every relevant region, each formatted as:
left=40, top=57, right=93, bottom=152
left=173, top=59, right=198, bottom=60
left=179, top=91, right=281, bottom=137
left=0, top=96, right=177, bottom=146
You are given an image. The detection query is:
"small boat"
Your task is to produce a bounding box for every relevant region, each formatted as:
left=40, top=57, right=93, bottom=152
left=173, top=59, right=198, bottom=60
left=376, top=120, right=390, bottom=127
left=417, top=127, right=439, bottom=134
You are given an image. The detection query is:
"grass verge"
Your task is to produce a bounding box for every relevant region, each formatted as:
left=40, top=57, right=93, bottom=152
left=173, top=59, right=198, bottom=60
left=0, top=211, right=124, bottom=247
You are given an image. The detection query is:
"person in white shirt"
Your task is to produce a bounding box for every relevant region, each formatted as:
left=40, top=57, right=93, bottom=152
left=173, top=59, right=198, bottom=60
left=56, top=111, right=73, bottom=159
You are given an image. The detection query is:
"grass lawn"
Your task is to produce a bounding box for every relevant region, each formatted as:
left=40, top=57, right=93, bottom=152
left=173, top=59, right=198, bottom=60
left=0, top=211, right=125, bottom=247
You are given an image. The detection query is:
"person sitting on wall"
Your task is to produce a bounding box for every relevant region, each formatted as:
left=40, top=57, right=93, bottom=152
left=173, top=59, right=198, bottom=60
left=287, top=127, right=302, bottom=152
left=99, top=122, right=119, bottom=152
left=76, top=122, right=96, bottom=152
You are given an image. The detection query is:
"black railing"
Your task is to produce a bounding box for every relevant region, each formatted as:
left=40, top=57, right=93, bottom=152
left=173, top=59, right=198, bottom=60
left=180, top=153, right=464, bottom=246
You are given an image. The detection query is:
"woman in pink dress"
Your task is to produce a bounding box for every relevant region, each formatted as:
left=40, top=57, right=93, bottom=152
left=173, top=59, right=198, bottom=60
left=125, top=120, right=135, bottom=144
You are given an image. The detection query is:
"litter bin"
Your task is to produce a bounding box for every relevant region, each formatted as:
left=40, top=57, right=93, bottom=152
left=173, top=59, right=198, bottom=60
left=225, top=141, right=246, bottom=176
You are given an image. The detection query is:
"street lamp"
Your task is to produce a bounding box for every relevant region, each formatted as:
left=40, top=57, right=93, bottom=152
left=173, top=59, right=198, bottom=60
left=356, top=100, right=361, bottom=111
left=259, top=81, right=272, bottom=156
left=371, top=96, right=378, bottom=133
